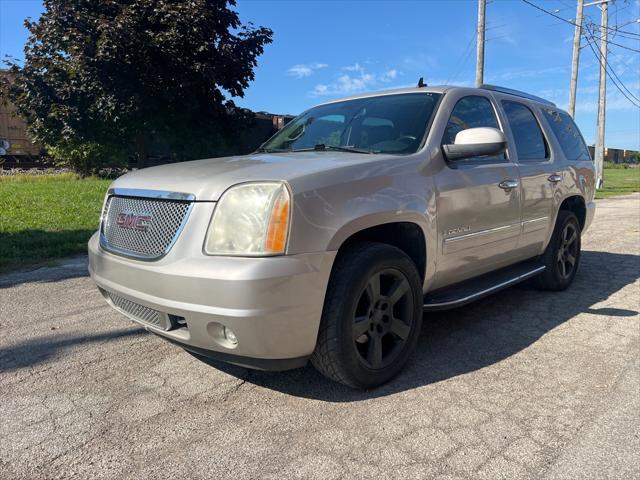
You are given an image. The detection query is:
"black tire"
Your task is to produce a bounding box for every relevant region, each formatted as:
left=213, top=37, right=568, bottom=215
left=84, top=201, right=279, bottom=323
left=311, top=242, right=423, bottom=389
left=534, top=210, right=581, bottom=291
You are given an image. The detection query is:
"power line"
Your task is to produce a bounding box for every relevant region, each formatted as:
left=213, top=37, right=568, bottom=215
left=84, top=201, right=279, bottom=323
left=586, top=26, right=640, bottom=104
left=612, top=0, right=634, bottom=17
left=556, top=0, right=575, bottom=9
left=485, top=22, right=510, bottom=31
left=589, top=43, right=640, bottom=108
left=528, top=0, right=640, bottom=39
left=448, top=32, right=476, bottom=85
left=486, top=34, right=511, bottom=42
left=583, top=27, right=640, bottom=108
left=601, top=21, right=640, bottom=41
left=578, top=9, right=640, bottom=107
left=521, top=0, right=640, bottom=52
left=600, top=3, right=640, bottom=39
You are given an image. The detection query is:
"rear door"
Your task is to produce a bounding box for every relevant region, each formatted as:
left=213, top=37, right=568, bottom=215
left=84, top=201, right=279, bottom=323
left=432, top=93, right=522, bottom=289
left=498, top=99, right=557, bottom=258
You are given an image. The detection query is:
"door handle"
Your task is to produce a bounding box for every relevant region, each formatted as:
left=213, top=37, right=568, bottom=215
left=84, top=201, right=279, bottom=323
left=498, top=179, right=519, bottom=191
left=547, top=174, right=562, bottom=184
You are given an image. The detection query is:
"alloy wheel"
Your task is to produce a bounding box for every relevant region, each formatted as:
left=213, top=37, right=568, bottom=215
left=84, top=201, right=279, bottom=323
left=352, top=268, right=415, bottom=370
left=557, top=222, right=578, bottom=279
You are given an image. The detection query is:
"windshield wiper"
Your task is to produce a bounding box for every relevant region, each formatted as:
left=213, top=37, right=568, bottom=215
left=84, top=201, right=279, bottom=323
left=290, top=144, right=373, bottom=154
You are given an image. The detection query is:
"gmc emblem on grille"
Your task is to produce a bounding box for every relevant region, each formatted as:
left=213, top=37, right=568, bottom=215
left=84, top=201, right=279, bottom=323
left=116, top=212, right=152, bottom=232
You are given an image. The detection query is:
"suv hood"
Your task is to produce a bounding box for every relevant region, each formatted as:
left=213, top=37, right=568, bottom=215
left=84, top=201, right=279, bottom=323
left=112, top=152, right=391, bottom=201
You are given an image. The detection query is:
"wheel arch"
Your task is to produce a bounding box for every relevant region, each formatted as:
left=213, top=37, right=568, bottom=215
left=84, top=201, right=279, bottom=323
left=543, top=194, right=587, bottom=253
left=558, top=195, right=587, bottom=230
left=329, top=216, right=428, bottom=282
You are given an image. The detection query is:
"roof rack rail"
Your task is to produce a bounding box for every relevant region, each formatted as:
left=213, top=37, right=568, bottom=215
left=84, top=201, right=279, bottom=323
left=480, top=84, right=556, bottom=107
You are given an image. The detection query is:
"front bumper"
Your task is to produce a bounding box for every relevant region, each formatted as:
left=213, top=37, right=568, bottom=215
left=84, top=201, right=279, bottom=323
left=88, top=232, right=336, bottom=370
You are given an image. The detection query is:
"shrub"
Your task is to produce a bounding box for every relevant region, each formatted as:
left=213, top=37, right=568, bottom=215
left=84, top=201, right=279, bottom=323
left=603, top=161, right=630, bottom=170
left=46, top=140, right=126, bottom=177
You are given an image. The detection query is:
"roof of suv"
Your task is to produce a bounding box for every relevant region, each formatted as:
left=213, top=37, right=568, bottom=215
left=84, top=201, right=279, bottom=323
left=318, top=84, right=556, bottom=109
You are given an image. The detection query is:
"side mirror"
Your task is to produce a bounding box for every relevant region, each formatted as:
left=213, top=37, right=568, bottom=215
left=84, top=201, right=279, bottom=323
left=442, top=127, right=507, bottom=161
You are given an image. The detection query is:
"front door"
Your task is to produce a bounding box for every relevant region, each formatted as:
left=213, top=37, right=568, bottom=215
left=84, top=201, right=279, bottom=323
left=433, top=94, right=522, bottom=289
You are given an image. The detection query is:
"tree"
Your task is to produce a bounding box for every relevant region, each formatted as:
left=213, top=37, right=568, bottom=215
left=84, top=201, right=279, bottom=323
left=1, top=0, right=272, bottom=175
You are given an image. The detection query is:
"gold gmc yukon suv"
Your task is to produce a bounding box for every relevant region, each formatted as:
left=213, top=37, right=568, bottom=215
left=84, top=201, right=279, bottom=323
left=89, top=84, right=596, bottom=388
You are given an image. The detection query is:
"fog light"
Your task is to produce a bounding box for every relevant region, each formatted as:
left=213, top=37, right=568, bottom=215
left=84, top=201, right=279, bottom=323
left=223, top=326, right=238, bottom=345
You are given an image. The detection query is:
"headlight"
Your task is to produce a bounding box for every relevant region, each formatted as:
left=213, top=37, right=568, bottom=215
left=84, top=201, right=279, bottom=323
left=204, top=182, right=291, bottom=256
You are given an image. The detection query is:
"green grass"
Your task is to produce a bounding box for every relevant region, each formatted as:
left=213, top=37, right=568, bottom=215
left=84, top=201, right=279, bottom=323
left=0, top=173, right=111, bottom=272
left=595, top=166, right=640, bottom=199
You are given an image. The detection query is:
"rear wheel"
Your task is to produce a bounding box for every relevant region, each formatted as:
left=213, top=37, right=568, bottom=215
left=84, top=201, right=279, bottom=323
left=535, top=210, right=581, bottom=291
left=311, top=242, right=423, bottom=388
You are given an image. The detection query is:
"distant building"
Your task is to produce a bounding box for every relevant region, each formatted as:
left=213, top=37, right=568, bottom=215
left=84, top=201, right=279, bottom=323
left=587, top=145, right=639, bottom=164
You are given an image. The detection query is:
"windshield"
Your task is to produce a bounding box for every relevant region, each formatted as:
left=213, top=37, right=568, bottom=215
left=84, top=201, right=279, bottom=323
left=260, top=93, right=442, bottom=155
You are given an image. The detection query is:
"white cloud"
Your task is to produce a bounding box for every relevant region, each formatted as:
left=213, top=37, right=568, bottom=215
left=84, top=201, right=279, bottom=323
left=310, top=65, right=403, bottom=96
left=575, top=94, right=640, bottom=114
left=608, top=52, right=638, bottom=77
left=287, top=62, right=328, bottom=78
left=311, top=73, right=376, bottom=96
left=380, top=69, right=398, bottom=81
left=343, top=63, right=365, bottom=73
left=535, top=81, right=640, bottom=113
left=487, top=65, right=568, bottom=82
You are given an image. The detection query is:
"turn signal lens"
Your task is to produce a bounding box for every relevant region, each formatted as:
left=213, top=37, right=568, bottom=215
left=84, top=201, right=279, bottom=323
left=265, top=189, right=290, bottom=253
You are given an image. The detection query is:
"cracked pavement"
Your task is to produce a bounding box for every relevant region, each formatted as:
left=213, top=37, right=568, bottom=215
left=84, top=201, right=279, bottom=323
left=1, top=194, right=639, bottom=480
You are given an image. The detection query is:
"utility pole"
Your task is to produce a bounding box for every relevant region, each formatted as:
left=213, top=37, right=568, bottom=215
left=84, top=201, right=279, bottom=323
left=593, top=0, right=611, bottom=189
left=568, top=0, right=585, bottom=118
left=475, top=0, right=486, bottom=87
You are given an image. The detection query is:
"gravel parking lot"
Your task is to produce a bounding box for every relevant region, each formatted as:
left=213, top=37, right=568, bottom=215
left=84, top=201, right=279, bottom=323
left=1, top=194, right=639, bottom=480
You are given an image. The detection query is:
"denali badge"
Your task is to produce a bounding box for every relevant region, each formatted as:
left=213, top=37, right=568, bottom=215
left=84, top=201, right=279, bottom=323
left=446, top=226, right=471, bottom=236
left=116, top=212, right=152, bottom=232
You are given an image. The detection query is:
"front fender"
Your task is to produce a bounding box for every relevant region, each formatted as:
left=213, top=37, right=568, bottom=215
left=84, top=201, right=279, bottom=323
left=288, top=191, right=437, bottom=292
left=326, top=211, right=429, bottom=251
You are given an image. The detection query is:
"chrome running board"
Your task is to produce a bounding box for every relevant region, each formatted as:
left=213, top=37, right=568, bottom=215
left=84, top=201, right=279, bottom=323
left=423, top=261, right=546, bottom=311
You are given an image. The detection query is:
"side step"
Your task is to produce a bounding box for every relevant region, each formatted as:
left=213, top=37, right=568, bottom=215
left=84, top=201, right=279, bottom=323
left=423, top=260, right=545, bottom=311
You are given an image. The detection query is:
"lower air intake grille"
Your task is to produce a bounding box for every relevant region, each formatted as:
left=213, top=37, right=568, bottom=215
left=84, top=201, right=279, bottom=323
left=108, top=292, right=164, bottom=328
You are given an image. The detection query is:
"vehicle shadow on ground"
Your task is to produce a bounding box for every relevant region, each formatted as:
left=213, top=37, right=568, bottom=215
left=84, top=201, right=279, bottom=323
left=194, top=250, right=639, bottom=401
left=0, top=328, right=145, bottom=373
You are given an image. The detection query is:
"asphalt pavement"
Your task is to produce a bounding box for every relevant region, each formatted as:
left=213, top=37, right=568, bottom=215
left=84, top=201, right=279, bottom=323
left=1, top=194, right=639, bottom=480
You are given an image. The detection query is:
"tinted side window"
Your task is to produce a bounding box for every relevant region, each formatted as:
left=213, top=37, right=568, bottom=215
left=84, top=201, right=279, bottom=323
left=443, top=95, right=500, bottom=145
left=502, top=101, right=547, bottom=161
left=541, top=108, right=591, bottom=161
left=443, top=96, right=504, bottom=163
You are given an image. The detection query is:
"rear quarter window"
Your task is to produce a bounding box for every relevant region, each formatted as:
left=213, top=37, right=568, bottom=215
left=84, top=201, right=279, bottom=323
left=541, top=108, right=591, bottom=162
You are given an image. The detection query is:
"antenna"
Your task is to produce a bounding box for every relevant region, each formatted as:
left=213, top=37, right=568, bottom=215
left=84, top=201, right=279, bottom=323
left=417, top=77, right=427, bottom=88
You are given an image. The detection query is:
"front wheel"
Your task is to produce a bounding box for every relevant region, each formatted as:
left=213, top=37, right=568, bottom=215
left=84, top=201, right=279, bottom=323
left=311, top=242, right=423, bottom=388
left=535, top=210, right=581, bottom=291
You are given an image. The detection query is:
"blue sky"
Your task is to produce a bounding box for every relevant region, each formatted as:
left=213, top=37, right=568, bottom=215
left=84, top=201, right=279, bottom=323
left=1, top=0, right=639, bottom=149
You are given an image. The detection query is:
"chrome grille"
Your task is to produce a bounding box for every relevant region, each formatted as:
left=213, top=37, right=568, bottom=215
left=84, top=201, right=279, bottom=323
left=108, top=292, right=168, bottom=329
left=100, top=193, right=193, bottom=260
